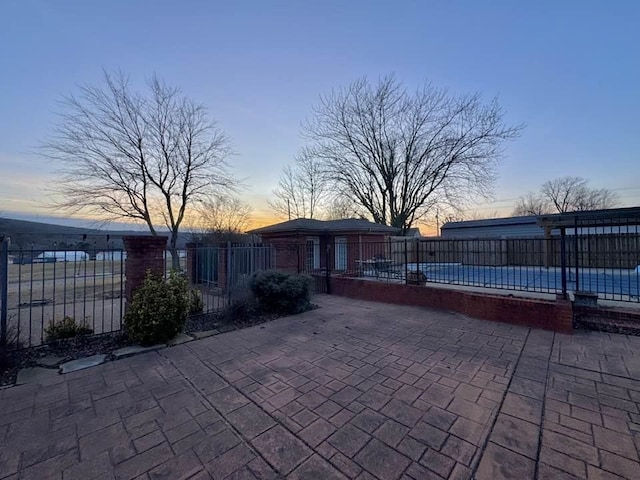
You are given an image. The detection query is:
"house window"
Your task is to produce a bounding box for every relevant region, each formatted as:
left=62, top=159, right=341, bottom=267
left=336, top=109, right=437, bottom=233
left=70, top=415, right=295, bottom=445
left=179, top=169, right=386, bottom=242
left=306, top=237, right=320, bottom=270
left=335, top=237, right=347, bottom=271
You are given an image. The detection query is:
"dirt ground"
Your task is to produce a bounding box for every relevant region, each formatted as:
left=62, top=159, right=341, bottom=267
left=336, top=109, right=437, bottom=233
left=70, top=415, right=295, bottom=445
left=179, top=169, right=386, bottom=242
left=5, top=261, right=124, bottom=348
left=3, top=259, right=225, bottom=348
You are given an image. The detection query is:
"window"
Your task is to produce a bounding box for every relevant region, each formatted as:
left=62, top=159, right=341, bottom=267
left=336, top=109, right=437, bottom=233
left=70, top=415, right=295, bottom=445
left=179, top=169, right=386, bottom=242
left=306, top=237, right=320, bottom=270
left=335, top=237, right=347, bottom=270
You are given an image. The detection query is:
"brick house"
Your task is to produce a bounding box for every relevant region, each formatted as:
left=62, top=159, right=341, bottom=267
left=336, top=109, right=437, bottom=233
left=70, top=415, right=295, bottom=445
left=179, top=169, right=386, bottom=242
left=247, top=218, right=400, bottom=274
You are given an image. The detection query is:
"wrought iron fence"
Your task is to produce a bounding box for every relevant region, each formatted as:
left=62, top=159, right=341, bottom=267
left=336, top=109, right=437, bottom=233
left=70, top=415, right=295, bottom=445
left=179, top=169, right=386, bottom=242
left=282, top=232, right=640, bottom=303
left=0, top=241, right=125, bottom=349
left=181, top=243, right=276, bottom=314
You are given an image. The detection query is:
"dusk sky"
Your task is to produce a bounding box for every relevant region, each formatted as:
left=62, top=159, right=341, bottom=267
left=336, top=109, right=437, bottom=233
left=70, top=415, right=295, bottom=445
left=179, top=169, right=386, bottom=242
left=1, top=0, right=639, bottom=232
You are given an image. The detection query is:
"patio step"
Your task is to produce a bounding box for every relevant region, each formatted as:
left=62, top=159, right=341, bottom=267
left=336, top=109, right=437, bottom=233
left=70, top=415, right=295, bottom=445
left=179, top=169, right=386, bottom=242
left=575, top=315, right=640, bottom=336
left=573, top=303, right=640, bottom=336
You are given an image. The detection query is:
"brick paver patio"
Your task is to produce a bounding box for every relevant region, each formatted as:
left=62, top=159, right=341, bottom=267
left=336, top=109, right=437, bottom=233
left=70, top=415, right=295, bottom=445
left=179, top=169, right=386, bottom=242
left=1, top=295, right=639, bottom=479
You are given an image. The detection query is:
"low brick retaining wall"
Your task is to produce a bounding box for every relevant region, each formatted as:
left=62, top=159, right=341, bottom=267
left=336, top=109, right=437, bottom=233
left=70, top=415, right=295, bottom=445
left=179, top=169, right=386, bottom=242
left=321, top=276, right=574, bottom=333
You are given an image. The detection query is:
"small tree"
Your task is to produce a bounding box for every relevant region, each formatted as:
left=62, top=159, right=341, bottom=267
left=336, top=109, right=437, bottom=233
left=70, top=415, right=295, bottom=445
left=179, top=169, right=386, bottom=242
left=43, top=71, right=234, bottom=269
left=191, top=195, right=253, bottom=244
left=323, top=195, right=362, bottom=220
left=541, top=176, right=618, bottom=213
left=512, top=192, right=553, bottom=216
left=269, top=149, right=328, bottom=220
left=199, top=196, right=251, bottom=233
left=514, top=176, right=619, bottom=215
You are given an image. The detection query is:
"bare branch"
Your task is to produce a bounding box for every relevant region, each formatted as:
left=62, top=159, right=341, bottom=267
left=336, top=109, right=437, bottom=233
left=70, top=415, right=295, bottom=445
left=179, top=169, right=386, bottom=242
left=268, top=149, right=328, bottom=219
left=41, top=70, right=235, bottom=268
left=197, top=196, right=252, bottom=234
left=540, top=176, right=619, bottom=213
left=302, top=76, right=522, bottom=232
left=512, top=192, right=553, bottom=216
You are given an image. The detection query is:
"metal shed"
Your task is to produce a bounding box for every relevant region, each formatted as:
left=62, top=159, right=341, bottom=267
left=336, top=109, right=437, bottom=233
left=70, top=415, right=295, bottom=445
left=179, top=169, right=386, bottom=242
left=441, top=215, right=543, bottom=238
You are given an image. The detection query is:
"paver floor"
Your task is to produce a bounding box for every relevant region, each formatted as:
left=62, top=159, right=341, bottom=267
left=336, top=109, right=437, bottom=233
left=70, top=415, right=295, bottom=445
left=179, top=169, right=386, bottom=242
left=1, top=295, right=639, bottom=479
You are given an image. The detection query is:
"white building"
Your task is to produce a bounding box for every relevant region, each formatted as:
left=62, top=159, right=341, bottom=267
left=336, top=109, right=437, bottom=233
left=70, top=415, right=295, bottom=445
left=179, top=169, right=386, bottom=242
left=34, top=251, right=88, bottom=263
left=96, top=251, right=127, bottom=261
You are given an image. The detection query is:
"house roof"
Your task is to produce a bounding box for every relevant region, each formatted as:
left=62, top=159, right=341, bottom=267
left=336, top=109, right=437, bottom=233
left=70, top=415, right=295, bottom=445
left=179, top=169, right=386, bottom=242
left=442, top=215, right=538, bottom=230
left=537, top=206, right=640, bottom=229
left=442, top=207, right=640, bottom=231
left=247, top=218, right=401, bottom=235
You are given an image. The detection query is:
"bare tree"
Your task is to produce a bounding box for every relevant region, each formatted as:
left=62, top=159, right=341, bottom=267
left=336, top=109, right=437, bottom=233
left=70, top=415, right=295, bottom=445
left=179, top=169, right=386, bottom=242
left=323, top=194, right=362, bottom=220
left=302, top=76, right=521, bottom=232
left=42, top=71, right=234, bottom=269
left=540, top=176, right=618, bottom=213
left=198, top=196, right=252, bottom=233
left=268, top=149, right=327, bottom=219
left=439, top=209, right=502, bottom=224
left=512, top=192, right=553, bottom=216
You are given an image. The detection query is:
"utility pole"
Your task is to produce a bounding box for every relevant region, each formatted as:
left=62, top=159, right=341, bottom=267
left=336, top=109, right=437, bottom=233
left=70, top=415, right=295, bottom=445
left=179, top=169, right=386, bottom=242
left=287, top=199, right=291, bottom=221
left=435, top=208, right=440, bottom=237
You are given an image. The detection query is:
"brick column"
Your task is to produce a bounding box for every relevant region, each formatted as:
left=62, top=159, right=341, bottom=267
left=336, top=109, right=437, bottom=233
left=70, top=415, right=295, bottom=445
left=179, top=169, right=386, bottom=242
left=218, top=246, right=227, bottom=289
left=554, top=294, right=574, bottom=334
left=186, top=242, right=197, bottom=284
left=123, top=236, right=168, bottom=307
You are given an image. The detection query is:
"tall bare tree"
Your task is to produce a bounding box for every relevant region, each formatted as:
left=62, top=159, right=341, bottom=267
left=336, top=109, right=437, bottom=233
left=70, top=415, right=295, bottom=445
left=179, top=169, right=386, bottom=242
left=512, top=192, right=553, bottom=216
left=43, top=71, right=234, bottom=268
left=302, top=76, right=521, bottom=232
left=269, top=149, right=327, bottom=219
left=540, top=176, right=618, bottom=213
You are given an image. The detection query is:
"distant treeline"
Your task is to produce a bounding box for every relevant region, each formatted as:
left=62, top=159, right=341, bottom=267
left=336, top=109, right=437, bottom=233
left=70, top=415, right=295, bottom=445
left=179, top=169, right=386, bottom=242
left=0, top=217, right=190, bottom=252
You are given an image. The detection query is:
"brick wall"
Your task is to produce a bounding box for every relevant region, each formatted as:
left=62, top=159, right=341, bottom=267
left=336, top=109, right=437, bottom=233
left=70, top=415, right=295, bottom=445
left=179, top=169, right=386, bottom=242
left=123, top=236, right=168, bottom=307
left=261, top=236, right=304, bottom=273
left=322, top=276, right=574, bottom=333
left=261, top=233, right=389, bottom=274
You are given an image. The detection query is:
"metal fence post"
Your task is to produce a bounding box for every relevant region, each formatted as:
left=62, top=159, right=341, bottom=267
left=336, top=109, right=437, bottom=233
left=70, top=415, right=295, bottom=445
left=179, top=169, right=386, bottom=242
left=560, top=228, right=567, bottom=298
left=325, top=238, right=331, bottom=294
left=404, top=239, right=408, bottom=284
left=226, top=241, right=232, bottom=301
left=0, top=238, right=8, bottom=346
left=574, top=217, right=580, bottom=292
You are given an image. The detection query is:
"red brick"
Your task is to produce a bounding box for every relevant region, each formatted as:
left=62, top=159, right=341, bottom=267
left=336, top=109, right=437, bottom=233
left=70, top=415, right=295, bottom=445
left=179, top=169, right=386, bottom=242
left=327, top=277, right=575, bottom=333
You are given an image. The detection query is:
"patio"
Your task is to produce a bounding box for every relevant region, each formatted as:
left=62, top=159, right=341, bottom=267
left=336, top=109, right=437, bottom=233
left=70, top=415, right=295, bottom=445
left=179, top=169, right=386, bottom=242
left=0, top=295, right=639, bottom=479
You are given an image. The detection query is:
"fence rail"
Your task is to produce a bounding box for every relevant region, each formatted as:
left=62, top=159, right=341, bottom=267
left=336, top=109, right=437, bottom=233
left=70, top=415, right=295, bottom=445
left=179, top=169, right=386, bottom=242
left=183, top=243, right=276, bottom=314
left=2, top=228, right=636, bottom=349
left=1, top=242, right=125, bottom=349
left=0, top=241, right=281, bottom=350
left=286, top=233, right=640, bottom=303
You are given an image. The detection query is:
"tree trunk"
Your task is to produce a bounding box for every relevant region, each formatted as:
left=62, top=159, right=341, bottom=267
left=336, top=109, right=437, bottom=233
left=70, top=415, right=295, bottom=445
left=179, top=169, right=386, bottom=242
left=169, top=233, right=181, bottom=271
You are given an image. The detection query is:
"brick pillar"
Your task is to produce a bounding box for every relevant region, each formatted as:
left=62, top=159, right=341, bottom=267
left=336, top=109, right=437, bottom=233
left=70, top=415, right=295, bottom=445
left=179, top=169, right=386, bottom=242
left=218, top=246, right=227, bottom=289
left=554, top=294, right=574, bottom=334
left=186, top=242, right=197, bottom=284
left=123, top=236, right=168, bottom=307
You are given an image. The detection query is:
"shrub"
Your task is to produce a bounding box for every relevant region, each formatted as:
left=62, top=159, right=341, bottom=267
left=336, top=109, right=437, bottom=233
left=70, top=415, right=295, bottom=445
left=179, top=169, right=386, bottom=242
left=124, top=270, right=190, bottom=345
left=221, top=297, right=259, bottom=325
left=45, top=316, right=93, bottom=342
left=189, top=289, right=204, bottom=315
left=249, top=270, right=312, bottom=314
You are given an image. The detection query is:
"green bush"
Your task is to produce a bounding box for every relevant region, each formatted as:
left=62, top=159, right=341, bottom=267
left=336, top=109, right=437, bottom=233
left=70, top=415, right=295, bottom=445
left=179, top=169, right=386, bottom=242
left=124, top=270, right=190, bottom=345
left=221, top=297, right=259, bottom=324
left=190, top=288, right=204, bottom=315
left=249, top=270, right=312, bottom=314
left=45, top=316, right=93, bottom=342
